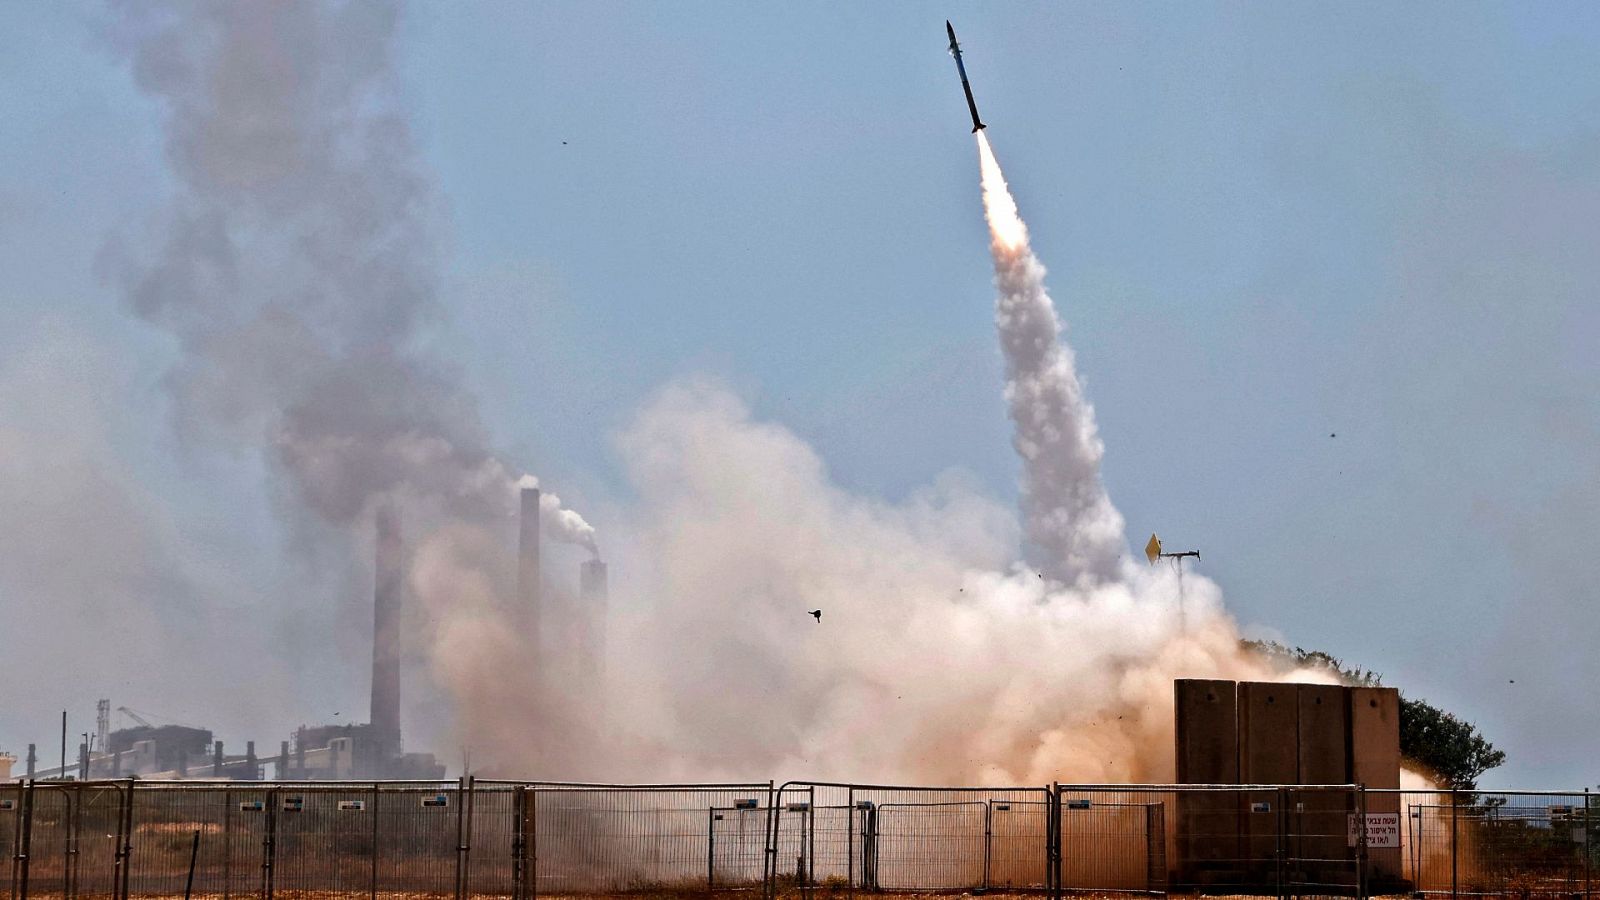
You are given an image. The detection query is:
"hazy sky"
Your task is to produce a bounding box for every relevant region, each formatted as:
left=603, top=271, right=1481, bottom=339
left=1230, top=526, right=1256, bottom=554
left=2, top=2, right=1597, bottom=787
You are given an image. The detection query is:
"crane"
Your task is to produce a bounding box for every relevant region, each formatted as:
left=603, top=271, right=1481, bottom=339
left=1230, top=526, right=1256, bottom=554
left=116, top=706, right=196, bottom=730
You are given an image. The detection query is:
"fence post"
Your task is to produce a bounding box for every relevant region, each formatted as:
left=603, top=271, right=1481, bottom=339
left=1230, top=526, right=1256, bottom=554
left=262, top=787, right=276, bottom=900
left=529, top=787, right=539, bottom=900
left=222, top=788, right=232, bottom=900
left=981, top=799, right=992, bottom=893
left=802, top=789, right=815, bottom=898
left=453, top=776, right=470, bottom=900
left=1275, top=787, right=1286, bottom=900
left=463, top=777, right=476, bottom=900
left=1356, top=785, right=1368, bottom=900
left=1450, top=788, right=1458, bottom=900
left=15, top=780, right=34, bottom=900
left=65, top=785, right=77, bottom=900
left=109, top=782, right=127, bottom=900
left=764, top=795, right=779, bottom=900
left=117, top=779, right=135, bottom=900
left=512, top=785, right=526, bottom=900
left=846, top=787, right=855, bottom=899
left=369, top=783, right=379, bottom=900
left=1584, top=787, right=1591, bottom=900
left=1051, top=784, right=1062, bottom=900
left=706, top=806, right=715, bottom=893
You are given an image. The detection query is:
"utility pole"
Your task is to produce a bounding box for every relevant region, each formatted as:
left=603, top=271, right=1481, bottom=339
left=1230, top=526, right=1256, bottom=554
left=60, top=710, right=67, bottom=779
left=1145, top=534, right=1201, bottom=630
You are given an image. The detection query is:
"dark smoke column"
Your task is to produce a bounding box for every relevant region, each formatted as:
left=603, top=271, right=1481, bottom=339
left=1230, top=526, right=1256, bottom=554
left=518, top=486, right=542, bottom=662
left=370, top=504, right=403, bottom=762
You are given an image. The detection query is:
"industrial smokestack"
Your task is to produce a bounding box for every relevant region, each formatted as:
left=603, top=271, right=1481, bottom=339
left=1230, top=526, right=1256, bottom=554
left=370, top=503, right=403, bottom=763
left=579, top=559, right=609, bottom=690
left=518, top=487, right=542, bottom=651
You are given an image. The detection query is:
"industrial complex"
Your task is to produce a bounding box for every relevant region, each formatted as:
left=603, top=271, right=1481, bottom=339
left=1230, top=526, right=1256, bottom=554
left=8, top=486, right=607, bottom=783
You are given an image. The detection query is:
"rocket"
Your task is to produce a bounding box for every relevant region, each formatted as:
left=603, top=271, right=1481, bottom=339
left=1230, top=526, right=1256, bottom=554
left=946, top=21, right=986, bottom=133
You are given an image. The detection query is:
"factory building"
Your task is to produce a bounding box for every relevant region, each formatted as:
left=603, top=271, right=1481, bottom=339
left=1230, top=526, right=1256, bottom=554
left=14, top=486, right=606, bottom=783
left=283, top=488, right=606, bottom=779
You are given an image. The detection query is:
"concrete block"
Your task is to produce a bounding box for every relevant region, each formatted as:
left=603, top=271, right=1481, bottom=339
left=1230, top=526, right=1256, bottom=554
left=1348, top=686, right=1400, bottom=789
left=1239, top=681, right=1299, bottom=783
left=1350, top=686, right=1404, bottom=887
left=1295, top=684, right=1353, bottom=887
left=1238, top=682, right=1297, bottom=877
left=1176, top=679, right=1239, bottom=783
left=1174, top=680, right=1241, bottom=886
left=1296, top=683, right=1349, bottom=784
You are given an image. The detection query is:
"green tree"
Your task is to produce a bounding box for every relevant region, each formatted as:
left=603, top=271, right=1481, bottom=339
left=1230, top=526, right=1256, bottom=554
left=1241, top=640, right=1505, bottom=789
left=1395, top=696, right=1506, bottom=790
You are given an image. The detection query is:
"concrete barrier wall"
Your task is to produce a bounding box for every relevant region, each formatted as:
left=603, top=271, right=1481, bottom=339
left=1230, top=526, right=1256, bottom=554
left=1174, top=679, right=1404, bottom=892
left=1239, top=682, right=1297, bottom=877
left=1350, top=686, right=1403, bottom=885
left=1174, top=680, right=1240, bottom=885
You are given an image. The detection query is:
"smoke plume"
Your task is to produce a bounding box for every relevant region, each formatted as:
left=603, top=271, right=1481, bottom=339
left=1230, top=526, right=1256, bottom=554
left=978, top=132, right=1126, bottom=587
left=98, top=1, right=1315, bottom=784
left=104, top=0, right=595, bottom=753
left=518, top=475, right=600, bottom=557
left=514, top=133, right=1327, bottom=783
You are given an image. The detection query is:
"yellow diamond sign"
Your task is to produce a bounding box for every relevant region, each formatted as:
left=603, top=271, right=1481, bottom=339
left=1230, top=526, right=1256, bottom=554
left=1145, top=533, right=1162, bottom=565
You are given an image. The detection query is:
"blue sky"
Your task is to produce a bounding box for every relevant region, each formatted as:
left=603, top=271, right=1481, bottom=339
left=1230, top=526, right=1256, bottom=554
left=2, top=2, right=1598, bottom=786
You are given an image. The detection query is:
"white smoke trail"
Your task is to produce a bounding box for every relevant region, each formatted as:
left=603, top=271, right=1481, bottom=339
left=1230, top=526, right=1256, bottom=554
left=978, top=132, right=1126, bottom=587
left=516, top=474, right=600, bottom=557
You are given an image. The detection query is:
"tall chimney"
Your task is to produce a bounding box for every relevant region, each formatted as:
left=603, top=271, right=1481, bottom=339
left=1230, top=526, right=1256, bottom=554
left=518, top=487, right=542, bottom=652
left=370, top=503, right=403, bottom=764
left=578, top=559, right=609, bottom=685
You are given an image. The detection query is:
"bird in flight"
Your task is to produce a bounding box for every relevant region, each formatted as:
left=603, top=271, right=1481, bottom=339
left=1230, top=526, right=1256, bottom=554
left=808, top=609, right=822, bottom=622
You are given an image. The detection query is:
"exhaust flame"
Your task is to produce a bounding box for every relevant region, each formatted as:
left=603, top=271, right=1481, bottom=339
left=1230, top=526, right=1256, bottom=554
left=978, top=131, right=1029, bottom=253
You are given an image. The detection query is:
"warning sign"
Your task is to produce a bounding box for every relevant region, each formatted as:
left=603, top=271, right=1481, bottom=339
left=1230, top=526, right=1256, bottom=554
left=1347, top=812, right=1401, bottom=848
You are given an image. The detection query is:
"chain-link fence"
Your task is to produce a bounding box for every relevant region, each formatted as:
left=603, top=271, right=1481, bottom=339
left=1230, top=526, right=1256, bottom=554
left=3, top=779, right=1593, bottom=898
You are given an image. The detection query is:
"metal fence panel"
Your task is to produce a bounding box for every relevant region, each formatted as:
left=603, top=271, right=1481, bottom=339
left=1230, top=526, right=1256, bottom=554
left=987, top=799, right=1050, bottom=889
left=709, top=807, right=767, bottom=889
left=20, top=786, right=70, bottom=900
left=1056, top=790, right=1167, bottom=894
left=127, top=784, right=260, bottom=899
left=526, top=784, right=770, bottom=896
left=273, top=786, right=381, bottom=898
left=1282, top=785, right=1361, bottom=895
left=463, top=782, right=517, bottom=898
left=784, top=784, right=1051, bottom=894
left=71, top=783, right=125, bottom=900
left=3, top=779, right=1595, bottom=899
left=374, top=783, right=460, bottom=898
left=1396, top=788, right=1596, bottom=899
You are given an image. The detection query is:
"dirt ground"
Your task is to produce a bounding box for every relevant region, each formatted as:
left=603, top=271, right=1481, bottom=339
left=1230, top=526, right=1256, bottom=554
left=17, top=893, right=1431, bottom=900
